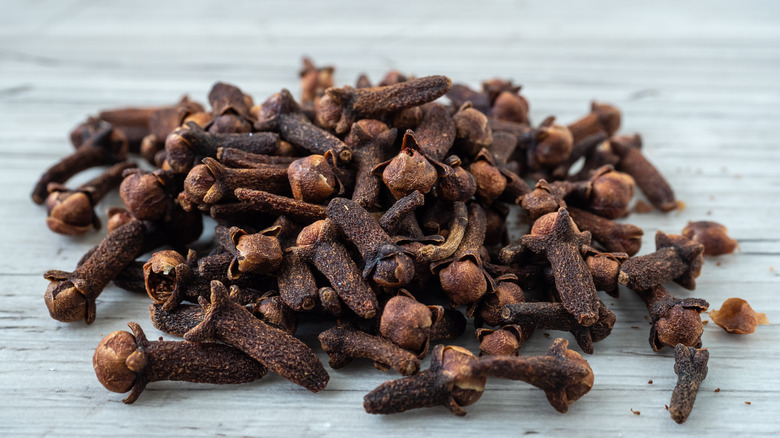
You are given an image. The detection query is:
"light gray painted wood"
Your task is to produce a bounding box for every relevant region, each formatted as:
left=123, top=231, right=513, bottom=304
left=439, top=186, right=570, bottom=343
left=0, top=0, right=778, bottom=436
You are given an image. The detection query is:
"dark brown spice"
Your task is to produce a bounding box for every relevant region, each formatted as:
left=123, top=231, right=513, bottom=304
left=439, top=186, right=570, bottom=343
left=568, top=207, right=643, bottom=256
left=94, top=321, right=265, bottom=403
left=185, top=281, right=329, bottom=392
left=346, top=120, right=398, bottom=209
left=165, top=122, right=280, bottom=173
left=619, top=231, right=704, bottom=291
left=379, top=190, right=425, bottom=235
left=476, top=325, right=525, bottom=356
left=327, top=197, right=415, bottom=288
left=119, top=169, right=173, bottom=221
left=472, top=338, right=594, bottom=413
left=438, top=155, right=478, bottom=203
left=233, top=188, right=327, bottom=223
left=501, top=301, right=616, bottom=354
left=44, top=219, right=145, bottom=323
left=290, top=219, right=378, bottom=319
left=414, top=103, right=456, bottom=161
left=45, top=161, right=137, bottom=235
left=582, top=246, right=629, bottom=297
left=363, top=344, right=485, bottom=416
left=216, top=147, right=297, bottom=168
left=431, top=203, right=495, bottom=307
left=412, top=201, right=468, bottom=263
left=452, top=103, right=493, bottom=158
left=520, top=208, right=600, bottom=326
left=319, top=325, right=420, bottom=376
left=374, top=130, right=447, bottom=200
left=528, top=117, right=573, bottom=169
left=669, top=344, right=709, bottom=424
left=32, top=122, right=128, bottom=204
left=318, top=75, right=451, bottom=134
left=275, top=216, right=318, bottom=312
left=567, top=102, right=621, bottom=147
left=253, top=89, right=352, bottom=163
left=635, top=285, right=709, bottom=351
left=610, top=134, right=677, bottom=212
left=180, top=158, right=289, bottom=208
left=149, top=303, right=203, bottom=337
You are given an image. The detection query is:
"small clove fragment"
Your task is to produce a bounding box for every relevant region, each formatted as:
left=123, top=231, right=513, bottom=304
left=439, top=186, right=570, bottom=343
left=709, top=298, right=768, bottom=334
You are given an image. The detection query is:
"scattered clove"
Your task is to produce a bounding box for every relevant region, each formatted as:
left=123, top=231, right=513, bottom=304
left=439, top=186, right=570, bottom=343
left=669, top=344, right=709, bottom=424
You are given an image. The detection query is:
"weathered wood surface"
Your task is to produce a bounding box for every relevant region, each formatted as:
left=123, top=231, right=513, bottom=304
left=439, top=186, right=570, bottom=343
left=0, top=0, right=778, bottom=436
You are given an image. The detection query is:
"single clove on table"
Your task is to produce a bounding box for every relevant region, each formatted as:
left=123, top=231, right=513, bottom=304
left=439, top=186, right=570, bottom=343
left=34, top=58, right=735, bottom=422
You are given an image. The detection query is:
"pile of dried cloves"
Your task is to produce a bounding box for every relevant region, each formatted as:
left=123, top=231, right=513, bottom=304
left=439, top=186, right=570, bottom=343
left=37, top=58, right=741, bottom=422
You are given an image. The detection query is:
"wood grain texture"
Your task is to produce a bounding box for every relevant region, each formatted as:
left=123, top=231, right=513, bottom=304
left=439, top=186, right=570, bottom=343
left=1, top=0, right=779, bottom=436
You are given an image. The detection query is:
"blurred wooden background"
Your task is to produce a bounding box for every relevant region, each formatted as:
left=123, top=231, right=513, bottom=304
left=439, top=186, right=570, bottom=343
left=0, top=0, right=778, bottom=436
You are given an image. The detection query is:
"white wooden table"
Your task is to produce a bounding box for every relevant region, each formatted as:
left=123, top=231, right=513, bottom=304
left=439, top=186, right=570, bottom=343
left=1, top=1, right=778, bottom=436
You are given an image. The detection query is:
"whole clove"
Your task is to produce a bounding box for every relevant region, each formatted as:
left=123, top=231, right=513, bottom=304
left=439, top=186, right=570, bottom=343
left=669, top=344, right=709, bottom=424
left=44, top=219, right=145, bottom=323
left=185, top=281, right=329, bottom=392
left=318, top=75, right=451, bottom=134
left=94, top=322, right=266, bottom=403
left=520, top=208, right=600, bottom=326
left=45, top=161, right=137, bottom=235
left=319, top=325, right=420, bottom=376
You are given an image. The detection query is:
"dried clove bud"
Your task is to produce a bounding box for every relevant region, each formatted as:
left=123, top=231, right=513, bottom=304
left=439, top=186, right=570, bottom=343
left=610, top=134, right=677, bottom=212
left=327, top=197, right=415, bottom=288
left=44, top=219, right=145, bottom=323
left=165, top=122, right=281, bottom=173
left=185, top=281, right=329, bottom=392
left=45, top=161, right=137, bottom=235
left=521, top=208, right=600, bottom=326
left=473, top=338, right=594, bottom=413
left=346, top=119, right=398, bottom=209
left=253, top=89, right=352, bottom=164
left=290, top=219, right=378, bottom=319
left=414, top=103, right=456, bottom=161
left=374, top=130, right=445, bottom=200
left=529, top=117, right=573, bottom=169
left=669, top=344, right=709, bottom=424
left=319, top=325, right=420, bottom=376
left=220, top=225, right=283, bottom=279
left=584, top=166, right=635, bottom=219
left=318, top=75, right=451, bottom=134
left=635, top=285, right=709, bottom=351
left=452, top=103, right=493, bottom=158
left=568, top=207, right=643, bottom=256
left=567, top=102, right=621, bottom=147
left=501, top=301, right=616, bottom=354
left=33, top=122, right=128, bottom=204
left=619, top=231, right=704, bottom=291
left=476, top=325, right=525, bottom=356
left=363, top=344, right=486, bottom=416
left=94, top=322, right=266, bottom=404
left=180, top=158, right=289, bottom=209
left=709, top=297, right=768, bottom=334
left=287, top=154, right=340, bottom=204
left=431, top=203, right=495, bottom=307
